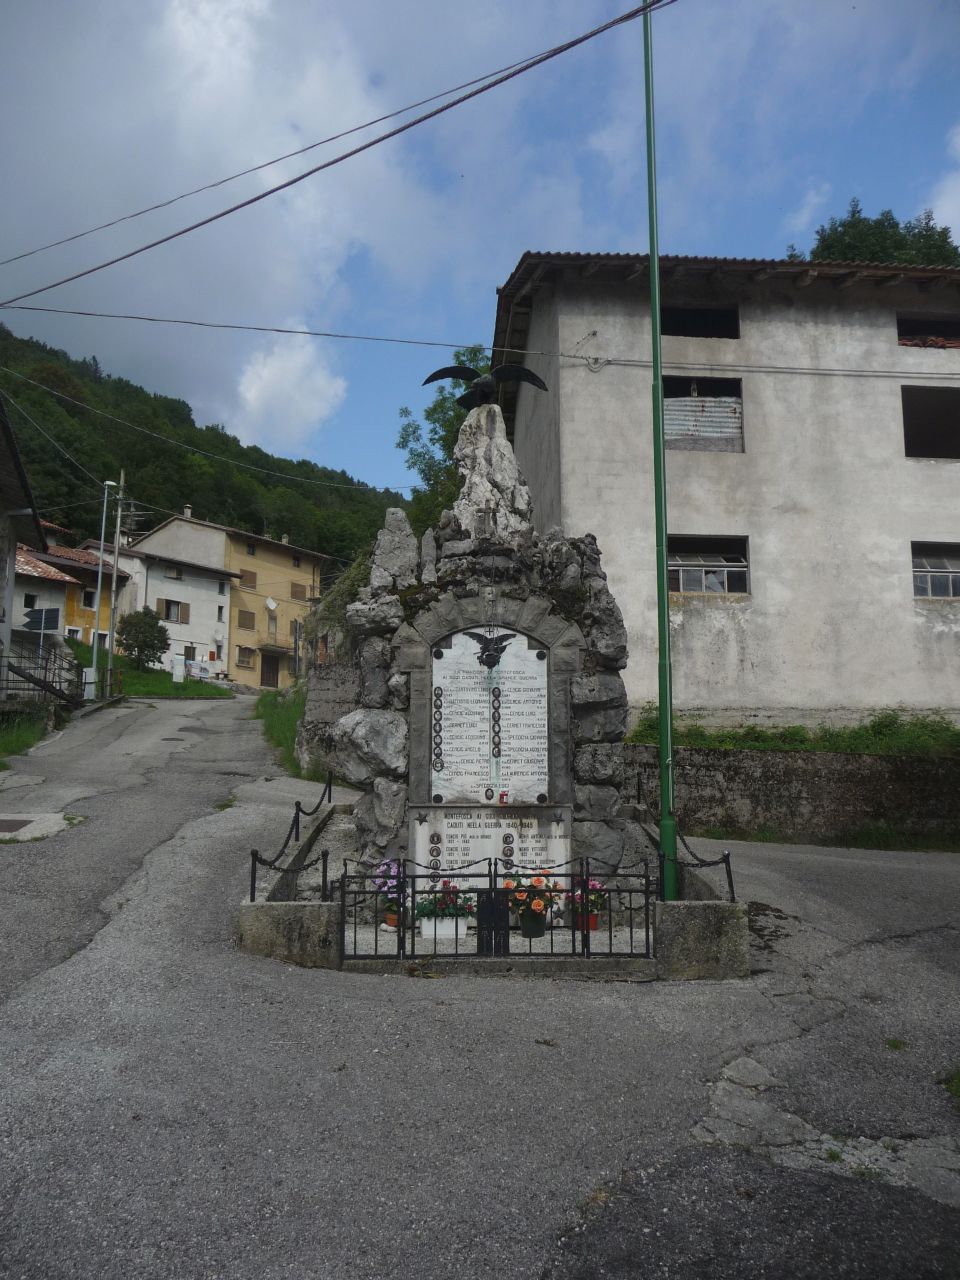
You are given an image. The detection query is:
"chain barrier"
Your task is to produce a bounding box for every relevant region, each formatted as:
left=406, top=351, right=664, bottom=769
left=248, top=772, right=334, bottom=901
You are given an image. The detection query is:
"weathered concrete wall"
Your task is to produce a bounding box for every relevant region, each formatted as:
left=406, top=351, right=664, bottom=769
left=512, top=275, right=960, bottom=717
left=295, top=657, right=359, bottom=774
left=234, top=902, right=341, bottom=968
left=623, top=743, right=960, bottom=839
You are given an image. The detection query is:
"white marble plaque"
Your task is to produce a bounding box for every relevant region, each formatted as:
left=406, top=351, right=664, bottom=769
left=410, top=806, right=572, bottom=886
left=430, top=628, right=548, bottom=804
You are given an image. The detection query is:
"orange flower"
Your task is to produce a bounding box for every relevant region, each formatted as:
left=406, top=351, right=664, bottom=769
left=531, top=897, right=545, bottom=913
left=531, top=876, right=546, bottom=888
left=503, top=879, right=515, bottom=890
left=514, top=891, right=527, bottom=901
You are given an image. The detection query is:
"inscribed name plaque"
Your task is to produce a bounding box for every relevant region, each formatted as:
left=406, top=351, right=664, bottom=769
left=430, top=628, right=548, bottom=805
left=411, top=806, right=572, bottom=885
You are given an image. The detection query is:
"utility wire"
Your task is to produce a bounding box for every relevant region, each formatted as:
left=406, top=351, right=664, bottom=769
left=0, top=387, right=104, bottom=487
left=0, top=365, right=414, bottom=492
left=0, top=0, right=675, bottom=308
left=0, top=53, right=549, bottom=269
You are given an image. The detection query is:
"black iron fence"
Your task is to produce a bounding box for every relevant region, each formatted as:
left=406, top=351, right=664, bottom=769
left=340, top=857, right=654, bottom=962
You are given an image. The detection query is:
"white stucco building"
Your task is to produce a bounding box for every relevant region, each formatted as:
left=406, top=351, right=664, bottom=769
left=493, top=253, right=960, bottom=722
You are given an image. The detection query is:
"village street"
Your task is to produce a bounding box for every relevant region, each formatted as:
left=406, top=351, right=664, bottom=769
left=0, top=700, right=957, bottom=1279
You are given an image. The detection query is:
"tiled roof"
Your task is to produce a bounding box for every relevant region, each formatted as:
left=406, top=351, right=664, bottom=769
left=16, top=546, right=78, bottom=584
left=36, top=545, right=129, bottom=579
left=130, top=516, right=331, bottom=562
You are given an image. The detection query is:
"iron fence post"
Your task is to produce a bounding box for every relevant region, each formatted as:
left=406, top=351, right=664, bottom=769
left=293, top=801, right=301, bottom=843
left=249, top=849, right=258, bottom=903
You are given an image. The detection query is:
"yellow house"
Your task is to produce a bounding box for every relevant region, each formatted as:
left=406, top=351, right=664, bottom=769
left=35, top=542, right=129, bottom=647
left=129, top=509, right=331, bottom=690
left=224, top=529, right=328, bottom=689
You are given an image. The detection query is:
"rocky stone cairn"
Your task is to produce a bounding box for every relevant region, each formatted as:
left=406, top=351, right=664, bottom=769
left=297, top=403, right=648, bottom=872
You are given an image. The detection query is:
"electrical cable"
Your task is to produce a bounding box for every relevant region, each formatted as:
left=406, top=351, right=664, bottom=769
left=0, top=0, right=676, bottom=308
left=0, top=52, right=554, bottom=269
left=0, top=365, right=415, bottom=492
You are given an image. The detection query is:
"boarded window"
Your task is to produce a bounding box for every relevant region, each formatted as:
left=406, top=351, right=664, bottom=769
left=897, top=314, right=960, bottom=349
left=662, top=306, right=740, bottom=339
left=236, top=646, right=255, bottom=668
left=902, top=386, right=960, bottom=458
left=663, top=376, right=743, bottom=452
left=912, top=542, right=960, bottom=598
left=290, top=581, right=307, bottom=600
left=668, top=536, right=750, bottom=594
left=237, top=609, right=256, bottom=630
left=239, top=570, right=257, bottom=589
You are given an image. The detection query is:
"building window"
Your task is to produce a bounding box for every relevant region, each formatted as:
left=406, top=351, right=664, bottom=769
left=267, top=614, right=278, bottom=640
left=290, top=581, right=306, bottom=600
left=912, top=543, right=960, bottom=598
left=289, top=619, right=299, bottom=637
left=897, top=314, right=960, bottom=349
left=66, top=627, right=81, bottom=640
left=82, top=588, right=96, bottom=609
left=287, top=657, right=298, bottom=676
left=668, top=536, right=750, bottom=594
left=239, top=569, right=257, bottom=589
left=237, top=609, right=256, bottom=630
left=163, top=565, right=183, bottom=580
left=217, top=605, right=224, bottom=622
left=902, top=386, right=960, bottom=459
left=183, top=645, right=197, bottom=661
left=662, top=306, right=740, bottom=339
left=163, top=600, right=181, bottom=623
left=292, top=555, right=301, bottom=568
left=218, top=580, right=226, bottom=595
left=215, top=642, right=223, bottom=660
left=236, top=646, right=255, bottom=668
left=246, top=543, right=256, bottom=556
left=23, top=592, right=38, bottom=609
left=663, top=376, right=743, bottom=452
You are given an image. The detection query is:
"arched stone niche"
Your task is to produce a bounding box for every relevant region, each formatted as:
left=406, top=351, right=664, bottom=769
left=392, top=591, right=585, bottom=805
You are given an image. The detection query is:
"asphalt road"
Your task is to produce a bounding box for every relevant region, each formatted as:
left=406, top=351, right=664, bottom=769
left=0, top=702, right=957, bottom=1279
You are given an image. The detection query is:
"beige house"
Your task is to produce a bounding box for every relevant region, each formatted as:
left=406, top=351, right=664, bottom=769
left=130, top=508, right=330, bottom=689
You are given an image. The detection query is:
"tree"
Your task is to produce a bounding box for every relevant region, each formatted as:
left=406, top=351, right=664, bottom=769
left=787, top=197, right=960, bottom=267
left=396, top=344, right=489, bottom=535
left=116, top=607, right=170, bottom=669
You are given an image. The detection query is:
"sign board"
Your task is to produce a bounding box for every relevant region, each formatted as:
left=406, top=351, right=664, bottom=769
left=410, top=805, right=571, bottom=886
left=23, top=607, right=60, bottom=633
left=185, top=661, right=210, bottom=680
left=430, top=628, right=548, bottom=805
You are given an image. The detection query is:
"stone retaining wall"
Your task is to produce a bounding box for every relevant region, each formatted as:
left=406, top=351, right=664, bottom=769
left=623, top=743, right=959, bottom=839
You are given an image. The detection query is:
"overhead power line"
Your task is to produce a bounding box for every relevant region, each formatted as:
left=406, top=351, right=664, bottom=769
left=0, top=387, right=104, bottom=488
left=0, top=365, right=414, bottom=492
left=0, top=0, right=676, bottom=308
left=0, top=53, right=547, bottom=269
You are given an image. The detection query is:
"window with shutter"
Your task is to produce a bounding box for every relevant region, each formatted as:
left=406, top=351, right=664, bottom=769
left=290, top=582, right=306, bottom=600
left=240, top=570, right=257, bottom=589
left=237, top=609, right=256, bottom=630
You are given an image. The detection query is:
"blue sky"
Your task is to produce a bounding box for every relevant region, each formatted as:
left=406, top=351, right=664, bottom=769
left=1, top=0, right=958, bottom=496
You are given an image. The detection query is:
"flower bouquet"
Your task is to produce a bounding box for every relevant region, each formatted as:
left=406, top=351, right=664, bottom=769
left=504, top=872, right=564, bottom=939
left=567, top=878, right=606, bottom=930
left=372, top=859, right=402, bottom=927
left=415, top=880, right=475, bottom=940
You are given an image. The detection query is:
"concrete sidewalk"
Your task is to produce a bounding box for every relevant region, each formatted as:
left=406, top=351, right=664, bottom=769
left=0, top=706, right=957, bottom=1278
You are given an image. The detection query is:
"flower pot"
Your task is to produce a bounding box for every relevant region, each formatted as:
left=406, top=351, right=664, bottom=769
left=383, top=911, right=399, bottom=929
left=419, top=917, right=467, bottom=942
left=519, top=913, right=547, bottom=939
left=575, top=912, right=599, bottom=931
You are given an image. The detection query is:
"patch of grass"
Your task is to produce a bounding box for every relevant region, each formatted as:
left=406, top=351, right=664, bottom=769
left=826, top=1148, right=844, bottom=1164
left=940, top=1068, right=960, bottom=1109
left=254, top=687, right=326, bottom=781
left=852, top=1165, right=883, bottom=1180
left=65, top=639, right=233, bottom=699
left=885, top=1038, right=907, bottom=1051
left=627, top=704, right=960, bottom=758
left=214, top=795, right=236, bottom=811
left=0, top=711, right=48, bottom=769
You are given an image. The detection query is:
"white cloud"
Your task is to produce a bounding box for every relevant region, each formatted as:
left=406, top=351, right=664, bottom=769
left=234, top=334, right=346, bottom=452
left=930, top=122, right=960, bottom=242
left=782, top=182, right=831, bottom=236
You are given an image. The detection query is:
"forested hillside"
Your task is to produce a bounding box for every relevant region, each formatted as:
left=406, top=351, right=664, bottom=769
left=0, top=324, right=404, bottom=563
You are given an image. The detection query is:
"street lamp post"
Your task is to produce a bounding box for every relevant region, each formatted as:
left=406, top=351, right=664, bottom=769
left=90, top=480, right=117, bottom=698
left=643, top=7, right=679, bottom=901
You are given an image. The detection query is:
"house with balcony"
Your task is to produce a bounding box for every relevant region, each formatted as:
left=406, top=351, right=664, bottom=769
left=493, top=252, right=960, bottom=722
left=129, top=507, right=331, bottom=689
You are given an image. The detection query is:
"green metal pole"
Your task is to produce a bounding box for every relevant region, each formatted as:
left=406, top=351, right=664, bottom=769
left=643, top=7, right=678, bottom=901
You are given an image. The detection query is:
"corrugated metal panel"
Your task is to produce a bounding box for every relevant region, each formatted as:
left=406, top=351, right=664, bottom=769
left=665, top=397, right=743, bottom=452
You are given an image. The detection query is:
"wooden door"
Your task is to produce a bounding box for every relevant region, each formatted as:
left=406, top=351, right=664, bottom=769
left=260, top=653, right=280, bottom=688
